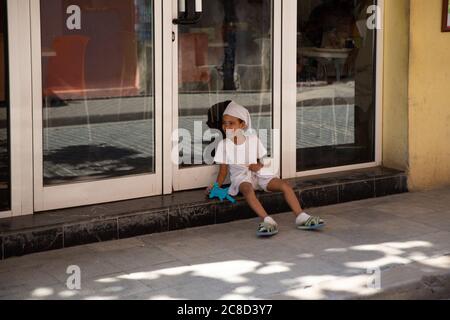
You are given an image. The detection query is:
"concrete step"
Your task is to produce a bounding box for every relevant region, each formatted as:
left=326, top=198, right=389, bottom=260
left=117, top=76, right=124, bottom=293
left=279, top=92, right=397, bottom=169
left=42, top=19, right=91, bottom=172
left=0, top=166, right=407, bottom=260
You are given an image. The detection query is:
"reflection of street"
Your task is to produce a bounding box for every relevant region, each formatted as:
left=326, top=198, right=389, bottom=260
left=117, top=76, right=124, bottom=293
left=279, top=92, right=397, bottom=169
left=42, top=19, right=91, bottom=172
left=298, top=105, right=355, bottom=148
left=44, top=120, right=155, bottom=185
left=44, top=96, right=154, bottom=127
left=297, top=81, right=355, bottom=148
left=43, top=86, right=356, bottom=183
left=43, top=96, right=155, bottom=185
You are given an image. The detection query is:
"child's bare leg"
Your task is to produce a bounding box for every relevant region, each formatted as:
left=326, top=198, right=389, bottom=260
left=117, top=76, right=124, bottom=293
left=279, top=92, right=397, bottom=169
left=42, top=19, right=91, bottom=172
left=266, top=179, right=303, bottom=216
left=267, top=178, right=324, bottom=228
left=239, top=182, right=269, bottom=220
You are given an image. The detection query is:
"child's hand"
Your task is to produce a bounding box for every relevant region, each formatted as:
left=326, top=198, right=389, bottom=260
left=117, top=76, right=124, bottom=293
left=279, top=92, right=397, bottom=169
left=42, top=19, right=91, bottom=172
left=248, top=163, right=264, bottom=172
left=205, top=184, right=214, bottom=195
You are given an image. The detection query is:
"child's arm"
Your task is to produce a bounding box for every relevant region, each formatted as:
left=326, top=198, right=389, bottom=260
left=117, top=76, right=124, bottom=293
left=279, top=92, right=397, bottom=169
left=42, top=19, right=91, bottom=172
left=216, top=164, right=229, bottom=187
left=206, top=164, right=229, bottom=194
left=249, top=159, right=265, bottom=172
left=249, top=136, right=268, bottom=172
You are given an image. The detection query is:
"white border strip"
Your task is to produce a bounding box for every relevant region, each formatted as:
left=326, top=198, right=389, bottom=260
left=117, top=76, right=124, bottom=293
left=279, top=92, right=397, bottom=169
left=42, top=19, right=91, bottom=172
left=281, top=0, right=297, bottom=179
left=272, top=0, right=282, bottom=177
left=7, top=0, right=34, bottom=216
left=30, top=0, right=43, bottom=211
left=162, top=0, right=174, bottom=194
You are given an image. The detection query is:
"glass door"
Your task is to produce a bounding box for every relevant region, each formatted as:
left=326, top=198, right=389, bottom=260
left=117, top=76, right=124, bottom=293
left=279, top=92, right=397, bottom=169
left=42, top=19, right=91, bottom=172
left=31, top=0, right=163, bottom=211
left=296, top=0, right=378, bottom=172
left=0, top=0, right=9, bottom=212
left=282, top=0, right=382, bottom=178
left=172, top=0, right=281, bottom=191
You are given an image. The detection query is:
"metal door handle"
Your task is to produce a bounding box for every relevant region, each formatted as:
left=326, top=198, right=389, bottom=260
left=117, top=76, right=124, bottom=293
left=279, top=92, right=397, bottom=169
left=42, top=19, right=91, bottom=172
left=173, top=0, right=203, bottom=25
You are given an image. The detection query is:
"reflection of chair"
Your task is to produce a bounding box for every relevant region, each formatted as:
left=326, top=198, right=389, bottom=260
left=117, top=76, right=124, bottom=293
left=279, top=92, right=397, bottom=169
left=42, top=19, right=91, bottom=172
left=117, top=31, right=141, bottom=118
left=44, top=35, right=92, bottom=141
left=44, top=35, right=90, bottom=102
left=179, top=33, right=210, bottom=89
left=81, top=9, right=126, bottom=98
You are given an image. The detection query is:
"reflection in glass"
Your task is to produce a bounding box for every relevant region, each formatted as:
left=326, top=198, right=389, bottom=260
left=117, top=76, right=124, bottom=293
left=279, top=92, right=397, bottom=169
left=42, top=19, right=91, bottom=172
left=0, top=0, right=9, bottom=211
left=178, top=0, right=273, bottom=168
left=296, top=0, right=376, bottom=171
left=41, top=0, right=155, bottom=186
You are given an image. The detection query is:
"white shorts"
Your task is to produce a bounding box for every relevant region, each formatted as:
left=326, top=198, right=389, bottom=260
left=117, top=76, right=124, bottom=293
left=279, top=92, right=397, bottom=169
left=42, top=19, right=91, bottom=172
left=229, top=173, right=279, bottom=196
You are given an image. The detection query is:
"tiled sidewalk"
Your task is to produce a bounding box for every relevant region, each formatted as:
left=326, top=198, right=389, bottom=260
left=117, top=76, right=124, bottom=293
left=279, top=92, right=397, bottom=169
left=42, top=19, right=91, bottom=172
left=1, top=189, right=450, bottom=300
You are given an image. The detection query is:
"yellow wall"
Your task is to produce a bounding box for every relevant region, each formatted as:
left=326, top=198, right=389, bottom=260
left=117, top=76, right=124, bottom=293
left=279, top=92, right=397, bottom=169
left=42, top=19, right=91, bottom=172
left=383, top=0, right=410, bottom=172
left=408, top=0, right=450, bottom=190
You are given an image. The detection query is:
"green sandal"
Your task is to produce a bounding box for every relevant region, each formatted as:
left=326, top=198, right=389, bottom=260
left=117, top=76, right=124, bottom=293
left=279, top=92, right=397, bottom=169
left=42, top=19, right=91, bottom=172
left=256, top=222, right=279, bottom=237
left=297, top=216, right=325, bottom=231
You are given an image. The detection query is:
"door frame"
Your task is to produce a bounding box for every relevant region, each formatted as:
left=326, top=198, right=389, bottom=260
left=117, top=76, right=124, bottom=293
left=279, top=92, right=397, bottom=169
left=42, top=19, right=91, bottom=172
left=281, top=0, right=384, bottom=179
left=5, top=0, right=34, bottom=217
left=167, top=0, right=282, bottom=192
left=30, top=0, right=164, bottom=211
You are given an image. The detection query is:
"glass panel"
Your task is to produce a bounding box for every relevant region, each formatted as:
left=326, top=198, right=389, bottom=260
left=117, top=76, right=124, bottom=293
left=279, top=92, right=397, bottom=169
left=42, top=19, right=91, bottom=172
left=296, top=0, right=376, bottom=171
left=0, top=0, right=10, bottom=211
left=41, top=0, right=155, bottom=186
left=178, top=0, right=273, bottom=168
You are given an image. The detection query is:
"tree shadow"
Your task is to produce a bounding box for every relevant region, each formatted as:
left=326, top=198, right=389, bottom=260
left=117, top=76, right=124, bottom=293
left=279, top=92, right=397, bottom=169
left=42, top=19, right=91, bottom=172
left=3, top=228, right=449, bottom=300
left=44, top=144, right=154, bottom=184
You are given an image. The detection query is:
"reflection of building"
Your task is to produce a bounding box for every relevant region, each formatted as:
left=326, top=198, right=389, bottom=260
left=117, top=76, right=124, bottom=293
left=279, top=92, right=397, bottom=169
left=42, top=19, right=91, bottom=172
left=178, top=0, right=272, bottom=92
left=41, top=0, right=143, bottom=101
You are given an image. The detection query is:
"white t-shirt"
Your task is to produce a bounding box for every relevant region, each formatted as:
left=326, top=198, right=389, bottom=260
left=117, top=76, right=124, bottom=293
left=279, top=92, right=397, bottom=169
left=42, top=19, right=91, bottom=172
left=214, top=134, right=267, bottom=166
left=214, top=135, right=271, bottom=194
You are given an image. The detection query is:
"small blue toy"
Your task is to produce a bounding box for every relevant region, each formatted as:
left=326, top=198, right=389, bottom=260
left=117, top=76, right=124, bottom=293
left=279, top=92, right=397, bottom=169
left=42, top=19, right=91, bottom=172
left=209, top=183, right=236, bottom=204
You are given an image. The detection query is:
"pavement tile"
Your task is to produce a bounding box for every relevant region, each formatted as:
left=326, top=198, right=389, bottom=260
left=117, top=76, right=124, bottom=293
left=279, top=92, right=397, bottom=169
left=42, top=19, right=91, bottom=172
left=97, top=246, right=179, bottom=271
left=0, top=266, right=61, bottom=298
left=2, top=190, right=450, bottom=300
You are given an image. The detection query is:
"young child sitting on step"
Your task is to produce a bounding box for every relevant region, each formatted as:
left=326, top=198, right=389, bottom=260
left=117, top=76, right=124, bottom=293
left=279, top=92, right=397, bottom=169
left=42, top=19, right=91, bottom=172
left=206, top=101, right=325, bottom=237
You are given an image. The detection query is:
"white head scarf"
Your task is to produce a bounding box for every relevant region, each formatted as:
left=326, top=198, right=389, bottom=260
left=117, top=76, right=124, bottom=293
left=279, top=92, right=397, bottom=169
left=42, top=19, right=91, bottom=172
left=223, top=101, right=256, bottom=136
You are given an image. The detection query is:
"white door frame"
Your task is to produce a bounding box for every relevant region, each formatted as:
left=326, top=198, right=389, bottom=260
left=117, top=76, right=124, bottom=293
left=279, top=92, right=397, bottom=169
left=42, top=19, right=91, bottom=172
left=30, top=0, right=164, bottom=211
left=169, top=0, right=282, bottom=192
left=162, top=0, right=174, bottom=195
left=281, top=0, right=384, bottom=179
left=5, top=0, right=34, bottom=217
